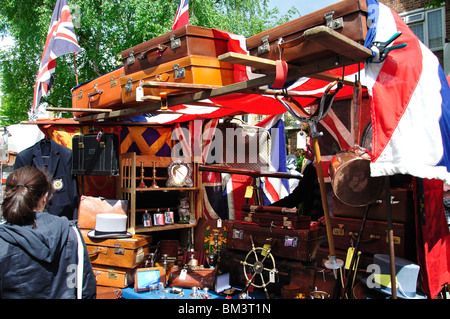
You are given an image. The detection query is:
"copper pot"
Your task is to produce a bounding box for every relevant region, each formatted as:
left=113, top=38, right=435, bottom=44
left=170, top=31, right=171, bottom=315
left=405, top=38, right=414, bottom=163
left=329, top=146, right=384, bottom=207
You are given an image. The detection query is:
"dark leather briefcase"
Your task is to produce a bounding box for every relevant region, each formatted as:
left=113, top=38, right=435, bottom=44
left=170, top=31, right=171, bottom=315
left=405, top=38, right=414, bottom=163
left=72, top=132, right=119, bottom=176
left=121, top=25, right=230, bottom=75
left=226, top=221, right=326, bottom=262
left=246, top=0, right=368, bottom=73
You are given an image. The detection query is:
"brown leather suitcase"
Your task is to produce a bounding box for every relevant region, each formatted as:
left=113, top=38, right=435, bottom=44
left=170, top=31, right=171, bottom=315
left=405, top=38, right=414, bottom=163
left=71, top=67, right=125, bottom=117
left=93, top=265, right=136, bottom=288
left=77, top=195, right=128, bottom=230
left=331, top=188, right=414, bottom=223
left=330, top=216, right=416, bottom=259
left=119, top=55, right=234, bottom=104
left=96, top=285, right=123, bottom=299
left=246, top=0, right=368, bottom=73
left=242, top=212, right=311, bottom=229
left=81, top=229, right=152, bottom=269
left=226, top=221, right=327, bottom=262
left=121, top=25, right=230, bottom=75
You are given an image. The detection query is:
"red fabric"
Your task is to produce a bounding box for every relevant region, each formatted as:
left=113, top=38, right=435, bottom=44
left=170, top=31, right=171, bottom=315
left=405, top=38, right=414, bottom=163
left=414, top=178, right=450, bottom=299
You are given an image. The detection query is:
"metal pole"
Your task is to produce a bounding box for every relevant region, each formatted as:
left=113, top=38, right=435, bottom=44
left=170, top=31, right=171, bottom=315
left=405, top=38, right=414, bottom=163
left=384, top=176, right=397, bottom=299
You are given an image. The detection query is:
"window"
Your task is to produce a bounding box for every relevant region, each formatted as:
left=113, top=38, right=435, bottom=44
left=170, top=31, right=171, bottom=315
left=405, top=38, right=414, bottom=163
left=401, top=6, right=445, bottom=51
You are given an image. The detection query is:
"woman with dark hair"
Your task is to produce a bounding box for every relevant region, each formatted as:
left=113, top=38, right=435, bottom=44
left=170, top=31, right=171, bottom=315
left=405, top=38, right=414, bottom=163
left=0, top=166, right=96, bottom=299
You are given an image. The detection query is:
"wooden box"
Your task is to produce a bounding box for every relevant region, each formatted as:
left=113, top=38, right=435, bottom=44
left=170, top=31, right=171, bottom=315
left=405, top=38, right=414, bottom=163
left=119, top=55, right=234, bottom=103
left=246, top=0, right=368, bottom=73
left=121, top=25, right=230, bottom=75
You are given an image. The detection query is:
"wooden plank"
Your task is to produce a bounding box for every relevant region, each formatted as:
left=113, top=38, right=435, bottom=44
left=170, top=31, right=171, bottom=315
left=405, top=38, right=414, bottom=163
left=46, top=107, right=113, bottom=113
left=219, top=52, right=356, bottom=87
left=141, top=81, right=221, bottom=90
left=304, top=26, right=372, bottom=61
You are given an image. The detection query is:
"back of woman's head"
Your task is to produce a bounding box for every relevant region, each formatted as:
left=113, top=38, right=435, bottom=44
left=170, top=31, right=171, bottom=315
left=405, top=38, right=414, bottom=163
left=2, top=166, right=54, bottom=226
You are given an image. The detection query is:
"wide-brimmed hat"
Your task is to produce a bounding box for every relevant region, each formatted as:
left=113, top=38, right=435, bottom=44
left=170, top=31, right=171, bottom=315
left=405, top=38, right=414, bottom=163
left=361, top=254, right=427, bottom=299
left=87, top=213, right=132, bottom=239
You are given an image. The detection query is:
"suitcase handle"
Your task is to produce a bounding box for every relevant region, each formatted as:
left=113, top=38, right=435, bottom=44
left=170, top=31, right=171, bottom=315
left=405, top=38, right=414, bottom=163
left=138, top=44, right=168, bottom=60
left=88, top=246, right=108, bottom=258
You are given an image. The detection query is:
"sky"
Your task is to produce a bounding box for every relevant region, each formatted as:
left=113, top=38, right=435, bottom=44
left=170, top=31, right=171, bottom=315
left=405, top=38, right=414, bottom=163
left=268, top=0, right=341, bottom=17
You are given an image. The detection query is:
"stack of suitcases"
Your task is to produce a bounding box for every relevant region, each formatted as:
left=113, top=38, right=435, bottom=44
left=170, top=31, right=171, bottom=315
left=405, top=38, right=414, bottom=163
left=71, top=25, right=236, bottom=117
left=76, top=196, right=152, bottom=299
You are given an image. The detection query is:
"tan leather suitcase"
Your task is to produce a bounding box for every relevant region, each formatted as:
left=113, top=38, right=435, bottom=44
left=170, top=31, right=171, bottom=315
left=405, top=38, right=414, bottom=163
left=119, top=55, right=234, bottom=103
left=246, top=0, right=368, bottom=73
left=71, top=67, right=125, bottom=117
left=77, top=196, right=128, bottom=230
left=121, top=25, right=230, bottom=75
left=81, top=229, right=152, bottom=269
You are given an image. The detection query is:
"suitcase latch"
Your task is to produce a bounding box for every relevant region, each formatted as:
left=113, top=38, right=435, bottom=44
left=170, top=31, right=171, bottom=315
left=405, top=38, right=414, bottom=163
left=243, top=213, right=252, bottom=223
left=126, top=50, right=135, bottom=65
left=114, top=243, right=125, bottom=255
left=77, top=89, right=83, bottom=100
left=125, top=78, right=133, bottom=93
left=232, top=229, right=244, bottom=240
left=258, top=35, right=270, bottom=55
left=170, top=34, right=181, bottom=50
left=324, top=11, right=344, bottom=30
left=173, top=64, right=185, bottom=79
left=110, top=76, right=117, bottom=87
left=282, top=216, right=292, bottom=228
left=284, top=236, right=298, bottom=248
left=333, top=224, right=345, bottom=236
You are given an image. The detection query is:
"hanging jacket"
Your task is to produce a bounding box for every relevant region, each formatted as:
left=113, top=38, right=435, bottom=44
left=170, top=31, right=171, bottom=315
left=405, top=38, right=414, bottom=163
left=0, top=212, right=96, bottom=299
left=14, top=138, right=80, bottom=220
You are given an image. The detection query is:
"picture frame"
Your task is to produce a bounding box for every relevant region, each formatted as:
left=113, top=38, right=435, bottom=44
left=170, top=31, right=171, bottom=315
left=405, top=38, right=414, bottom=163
left=134, top=267, right=166, bottom=292
left=153, top=213, right=165, bottom=226
left=164, top=210, right=174, bottom=224
left=166, top=160, right=193, bottom=187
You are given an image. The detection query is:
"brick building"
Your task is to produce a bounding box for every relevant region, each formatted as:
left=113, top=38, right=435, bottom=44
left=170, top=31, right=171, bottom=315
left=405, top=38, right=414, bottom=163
left=380, top=0, right=449, bottom=72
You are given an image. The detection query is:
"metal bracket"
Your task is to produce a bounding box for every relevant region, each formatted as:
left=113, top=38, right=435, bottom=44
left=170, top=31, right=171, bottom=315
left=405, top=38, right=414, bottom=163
left=110, top=76, right=117, bottom=88
left=324, top=11, right=344, bottom=30
left=170, top=34, right=181, bottom=50
left=126, top=50, right=135, bottom=66
left=173, top=64, right=185, bottom=79
left=114, top=243, right=125, bottom=255
left=232, top=229, right=244, bottom=240
left=124, top=78, right=133, bottom=93
left=284, top=236, right=298, bottom=248
left=258, top=35, right=270, bottom=55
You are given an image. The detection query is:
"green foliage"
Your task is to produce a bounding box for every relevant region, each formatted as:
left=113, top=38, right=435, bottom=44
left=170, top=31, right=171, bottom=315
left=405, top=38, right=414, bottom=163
left=0, top=0, right=299, bottom=125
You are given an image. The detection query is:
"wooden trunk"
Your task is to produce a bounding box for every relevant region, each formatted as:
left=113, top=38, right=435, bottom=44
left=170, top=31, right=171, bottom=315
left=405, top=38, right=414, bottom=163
left=71, top=67, right=125, bottom=117
left=246, top=0, right=368, bottom=73
left=226, top=221, right=327, bottom=262
left=81, top=229, right=152, bottom=269
left=121, top=25, right=231, bottom=75
left=119, top=55, right=234, bottom=103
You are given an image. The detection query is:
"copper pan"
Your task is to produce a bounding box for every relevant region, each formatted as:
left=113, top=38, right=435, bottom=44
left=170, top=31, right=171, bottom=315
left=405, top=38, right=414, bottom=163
left=329, top=146, right=384, bottom=207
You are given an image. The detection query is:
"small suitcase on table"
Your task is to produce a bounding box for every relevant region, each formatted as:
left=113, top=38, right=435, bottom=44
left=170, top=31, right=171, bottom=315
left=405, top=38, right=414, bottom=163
left=93, top=265, right=136, bottom=288
left=72, top=132, right=119, bottom=176
left=246, top=0, right=368, bottom=73
left=226, top=221, right=327, bottom=262
left=71, top=67, right=125, bottom=117
left=330, top=216, right=416, bottom=260
left=119, top=55, right=234, bottom=103
left=121, top=25, right=230, bottom=75
left=80, top=229, right=152, bottom=269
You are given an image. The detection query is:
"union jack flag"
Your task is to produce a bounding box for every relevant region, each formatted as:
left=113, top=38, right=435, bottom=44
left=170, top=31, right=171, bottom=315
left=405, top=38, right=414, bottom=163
left=32, top=0, right=80, bottom=115
left=172, top=0, right=189, bottom=30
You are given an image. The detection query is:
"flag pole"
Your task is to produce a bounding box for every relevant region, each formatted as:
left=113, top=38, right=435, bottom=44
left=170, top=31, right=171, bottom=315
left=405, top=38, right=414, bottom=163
left=73, top=52, right=79, bottom=85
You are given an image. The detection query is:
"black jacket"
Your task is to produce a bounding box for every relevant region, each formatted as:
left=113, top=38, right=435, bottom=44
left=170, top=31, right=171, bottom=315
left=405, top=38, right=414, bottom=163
left=14, top=138, right=79, bottom=220
left=0, top=212, right=96, bottom=299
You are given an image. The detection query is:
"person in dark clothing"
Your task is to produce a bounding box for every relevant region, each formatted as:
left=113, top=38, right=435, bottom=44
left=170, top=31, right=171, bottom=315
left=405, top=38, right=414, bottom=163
left=0, top=166, right=96, bottom=299
left=270, top=139, right=324, bottom=222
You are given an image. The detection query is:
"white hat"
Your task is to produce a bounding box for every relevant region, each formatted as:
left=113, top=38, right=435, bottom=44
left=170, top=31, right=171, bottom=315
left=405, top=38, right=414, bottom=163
left=87, top=213, right=132, bottom=239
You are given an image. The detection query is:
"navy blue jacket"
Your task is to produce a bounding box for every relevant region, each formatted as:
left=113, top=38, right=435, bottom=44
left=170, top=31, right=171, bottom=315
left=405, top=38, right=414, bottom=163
left=14, top=139, right=79, bottom=220
left=0, top=212, right=97, bottom=299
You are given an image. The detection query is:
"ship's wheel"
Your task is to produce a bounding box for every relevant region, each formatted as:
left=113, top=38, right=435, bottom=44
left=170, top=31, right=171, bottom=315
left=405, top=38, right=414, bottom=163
left=240, top=236, right=278, bottom=299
